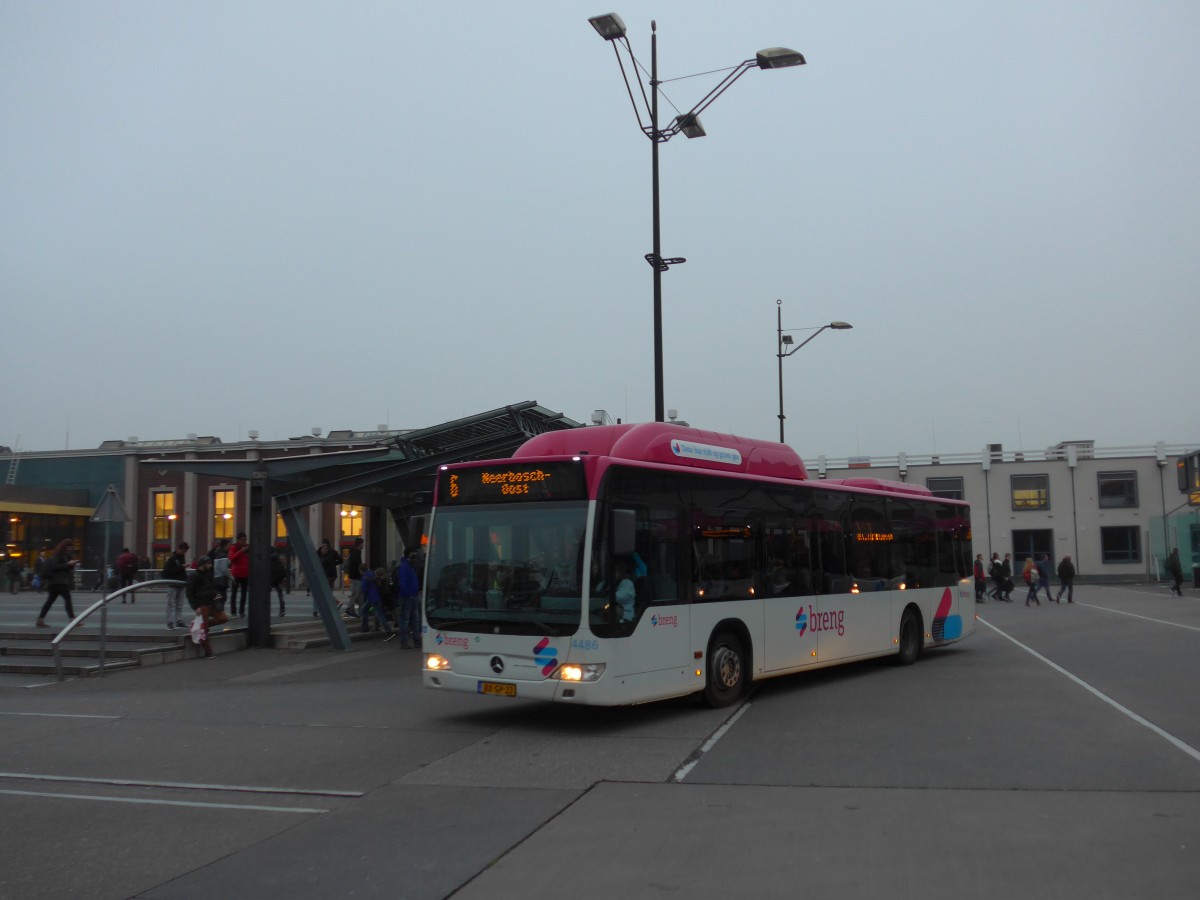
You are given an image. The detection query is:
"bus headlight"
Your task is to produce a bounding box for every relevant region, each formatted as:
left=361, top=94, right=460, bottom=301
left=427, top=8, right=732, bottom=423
left=425, top=654, right=452, bottom=671
left=556, top=663, right=606, bottom=682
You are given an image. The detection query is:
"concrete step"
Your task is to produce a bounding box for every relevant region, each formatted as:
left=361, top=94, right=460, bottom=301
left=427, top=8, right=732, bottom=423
left=0, top=628, right=246, bottom=677
left=272, top=618, right=394, bottom=650
left=0, top=655, right=141, bottom=677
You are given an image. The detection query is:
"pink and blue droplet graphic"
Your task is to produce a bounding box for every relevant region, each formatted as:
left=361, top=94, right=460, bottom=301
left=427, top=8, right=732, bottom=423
left=932, top=587, right=963, bottom=642
left=533, top=637, right=559, bottom=676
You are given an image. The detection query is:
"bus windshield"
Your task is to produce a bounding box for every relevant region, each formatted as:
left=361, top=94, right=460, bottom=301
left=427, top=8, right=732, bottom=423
left=424, top=502, right=588, bottom=637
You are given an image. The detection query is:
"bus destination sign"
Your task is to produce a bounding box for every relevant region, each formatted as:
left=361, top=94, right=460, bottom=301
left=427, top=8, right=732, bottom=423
left=440, top=461, right=587, bottom=505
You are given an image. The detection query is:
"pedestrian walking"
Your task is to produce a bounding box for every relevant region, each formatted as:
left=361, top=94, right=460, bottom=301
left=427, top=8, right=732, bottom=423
left=1165, top=548, right=1184, bottom=596
left=973, top=554, right=987, bottom=602
left=115, top=547, right=139, bottom=602
left=6, top=557, right=21, bottom=594
left=209, top=539, right=231, bottom=612
left=1001, top=554, right=1014, bottom=602
left=344, top=537, right=364, bottom=617
left=270, top=550, right=288, bottom=617
left=161, top=541, right=190, bottom=629
left=395, top=549, right=421, bottom=649
left=1056, top=555, right=1076, bottom=603
left=1022, top=557, right=1040, bottom=606
left=227, top=532, right=250, bottom=616
left=359, top=567, right=395, bottom=639
left=987, top=553, right=1005, bottom=601
left=35, top=540, right=80, bottom=627
left=314, top=538, right=341, bottom=617
left=1035, top=554, right=1055, bottom=604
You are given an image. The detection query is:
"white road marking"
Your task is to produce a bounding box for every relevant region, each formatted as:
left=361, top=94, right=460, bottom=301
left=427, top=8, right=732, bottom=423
left=0, top=711, right=119, bottom=719
left=978, top=617, right=1200, bottom=765
left=0, top=772, right=363, bottom=797
left=673, top=702, right=752, bottom=783
left=1073, top=603, right=1200, bottom=632
left=0, top=788, right=327, bottom=814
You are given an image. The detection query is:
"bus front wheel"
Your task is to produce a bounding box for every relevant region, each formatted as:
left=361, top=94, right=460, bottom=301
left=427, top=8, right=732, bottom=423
left=704, top=631, right=746, bottom=708
left=897, top=609, right=922, bottom=666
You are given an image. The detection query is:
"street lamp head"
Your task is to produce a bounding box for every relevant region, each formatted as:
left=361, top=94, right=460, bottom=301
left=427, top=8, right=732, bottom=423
left=673, top=113, right=706, bottom=139
left=588, top=13, right=627, bottom=41
left=755, top=47, right=807, bottom=69
left=829, top=321, right=853, bottom=330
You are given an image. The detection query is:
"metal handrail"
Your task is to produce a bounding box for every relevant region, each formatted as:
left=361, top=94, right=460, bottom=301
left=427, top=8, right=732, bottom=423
left=51, top=579, right=186, bottom=683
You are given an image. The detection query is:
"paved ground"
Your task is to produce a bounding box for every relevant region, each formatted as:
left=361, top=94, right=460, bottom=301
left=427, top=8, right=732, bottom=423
left=0, top=583, right=1197, bottom=899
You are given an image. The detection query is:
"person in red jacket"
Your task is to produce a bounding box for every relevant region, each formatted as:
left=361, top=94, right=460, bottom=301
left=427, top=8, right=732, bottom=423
left=227, top=532, right=251, bottom=617
left=115, top=547, right=139, bottom=603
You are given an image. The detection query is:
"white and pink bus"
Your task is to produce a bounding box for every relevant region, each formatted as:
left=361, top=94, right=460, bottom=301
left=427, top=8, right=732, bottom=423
left=422, top=423, right=974, bottom=707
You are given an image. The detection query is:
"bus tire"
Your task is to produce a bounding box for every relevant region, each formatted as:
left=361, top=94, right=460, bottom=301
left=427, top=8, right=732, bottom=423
left=897, top=608, right=922, bottom=666
left=703, top=631, right=745, bottom=708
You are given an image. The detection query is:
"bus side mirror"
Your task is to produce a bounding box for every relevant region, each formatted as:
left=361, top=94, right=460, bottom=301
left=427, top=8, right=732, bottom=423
left=612, top=509, right=636, bottom=556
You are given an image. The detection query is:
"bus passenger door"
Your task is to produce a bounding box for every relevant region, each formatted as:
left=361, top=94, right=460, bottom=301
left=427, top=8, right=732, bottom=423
left=762, top=520, right=818, bottom=672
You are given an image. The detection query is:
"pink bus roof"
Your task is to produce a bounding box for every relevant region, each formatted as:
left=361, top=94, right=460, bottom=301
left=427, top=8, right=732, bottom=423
left=513, top=423, right=809, bottom=481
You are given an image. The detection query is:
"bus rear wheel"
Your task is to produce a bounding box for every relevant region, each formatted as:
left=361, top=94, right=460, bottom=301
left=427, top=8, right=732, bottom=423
left=897, top=609, right=922, bottom=666
left=703, top=631, right=746, bottom=708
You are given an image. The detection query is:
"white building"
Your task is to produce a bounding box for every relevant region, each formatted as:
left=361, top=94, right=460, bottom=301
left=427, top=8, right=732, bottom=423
left=811, top=440, right=1199, bottom=582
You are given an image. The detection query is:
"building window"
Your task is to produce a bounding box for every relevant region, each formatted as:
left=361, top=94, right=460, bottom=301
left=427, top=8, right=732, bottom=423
left=926, top=477, right=964, bottom=500
left=152, top=491, right=176, bottom=542
left=1097, top=471, right=1138, bottom=508
left=339, top=504, right=364, bottom=541
left=1012, top=474, right=1049, bottom=510
left=1100, top=526, right=1141, bottom=564
left=213, top=489, right=235, bottom=541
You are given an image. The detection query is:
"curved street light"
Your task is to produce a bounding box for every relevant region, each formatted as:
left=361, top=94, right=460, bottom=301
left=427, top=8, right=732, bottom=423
left=776, top=299, right=852, bottom=443
left=589, top=13, right=806, bottom=423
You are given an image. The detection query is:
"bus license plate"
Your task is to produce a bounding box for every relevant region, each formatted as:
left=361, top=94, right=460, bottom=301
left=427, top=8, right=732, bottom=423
left=477, top=681, right=517, bottom=697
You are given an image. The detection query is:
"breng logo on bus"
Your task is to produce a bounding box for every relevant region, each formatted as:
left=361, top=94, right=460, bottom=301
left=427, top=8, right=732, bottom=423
left=435, top=633, right=469, bottom=649
left=651, top=614, right=678, bottom=628
left=797, top=605, right=845, bottom=637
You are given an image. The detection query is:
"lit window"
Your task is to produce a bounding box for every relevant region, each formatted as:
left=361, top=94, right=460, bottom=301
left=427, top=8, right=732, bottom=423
left=339, top=505, right=364, bottom=539
left=213, top=489, right=235, bottom=541
left=152, top=491, right=176, bottom=542
left=1011, top=475, right=1049, bottom=510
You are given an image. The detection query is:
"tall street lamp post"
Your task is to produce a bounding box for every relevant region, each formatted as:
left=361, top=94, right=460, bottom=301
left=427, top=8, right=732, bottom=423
left=777, top=298, right=852, bottom=443
left=589, top=13, right=806, bottom=423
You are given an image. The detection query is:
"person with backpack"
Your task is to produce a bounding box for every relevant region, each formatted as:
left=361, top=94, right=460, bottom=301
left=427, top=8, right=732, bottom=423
left=1166, top=548, right=1185, bottom=596
left=161, top=541, right=190, bottom=629
left=1022, top=557, right=1040, bottom=606
left=1034, top=554, right=1055, bottom=604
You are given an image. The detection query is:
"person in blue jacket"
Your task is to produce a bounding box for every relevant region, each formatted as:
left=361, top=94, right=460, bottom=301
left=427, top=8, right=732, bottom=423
left=359, top=567, right=395, bottom=640
left=395, top=550, right=421, bottom=649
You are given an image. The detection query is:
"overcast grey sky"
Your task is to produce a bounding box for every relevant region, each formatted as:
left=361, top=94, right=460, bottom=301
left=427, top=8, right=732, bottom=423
left=2, top=1, right=1196, bottom=460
